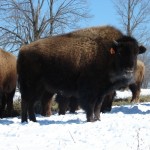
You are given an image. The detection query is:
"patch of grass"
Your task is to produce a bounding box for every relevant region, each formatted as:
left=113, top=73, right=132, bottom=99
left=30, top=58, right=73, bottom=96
left=13, top=100, right=21, bottom=116
left=13, top=99, right=59, bottom=116
left=113, top=95, right=150, bottom=106
left=11, top=95, right=150, bottom=118
left=138, top=95, right=150, bottom=103
left=51, top=100, right=59, bottom=112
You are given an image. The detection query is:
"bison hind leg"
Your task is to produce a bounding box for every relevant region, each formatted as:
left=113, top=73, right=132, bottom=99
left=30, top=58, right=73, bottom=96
left=5, top=88, right=16, bottom=117
left=55, top=94, right=70, bottom=115
left=21, top=93, right=37, bottom=123
left=129, top=83, right=140, bottom=103
left=41, top=92, right=54, bottom=117
left=0, top=92, right=6, bottom=118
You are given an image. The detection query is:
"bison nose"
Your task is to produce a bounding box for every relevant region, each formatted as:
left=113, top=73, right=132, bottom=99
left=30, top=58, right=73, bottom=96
left=125, top=68, right=134, bottom=74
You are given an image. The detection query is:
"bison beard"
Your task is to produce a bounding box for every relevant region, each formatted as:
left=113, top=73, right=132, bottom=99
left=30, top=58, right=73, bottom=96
left=17, top=26, right=146, bottom=123
left=98, top=60, right=145, bottom=113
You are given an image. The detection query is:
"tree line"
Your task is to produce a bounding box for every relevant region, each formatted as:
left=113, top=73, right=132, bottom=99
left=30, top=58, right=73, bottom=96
left=0, top=0, right=150, bottom=88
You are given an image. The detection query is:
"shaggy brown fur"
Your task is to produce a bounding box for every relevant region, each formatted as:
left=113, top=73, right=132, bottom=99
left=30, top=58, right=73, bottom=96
left=41, top=25, right=123, bottom=117
left=42, top=27, right=144, bottom=116
left=0, top=49, right=17, bottom=118
left=68, top=26, right=123, bottom=41
left=17, top=25, right=146, bottom=122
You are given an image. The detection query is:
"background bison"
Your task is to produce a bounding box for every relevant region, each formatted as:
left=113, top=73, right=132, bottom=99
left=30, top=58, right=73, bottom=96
left=129, top=60, right=145, bottom=103
left=0, top=49, right=17, bottom=118
left=17, top=25, right=146, bottom=122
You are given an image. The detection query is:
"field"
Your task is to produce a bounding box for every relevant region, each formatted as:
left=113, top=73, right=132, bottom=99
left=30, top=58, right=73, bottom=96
left=0, top=89, right=150, bottom=150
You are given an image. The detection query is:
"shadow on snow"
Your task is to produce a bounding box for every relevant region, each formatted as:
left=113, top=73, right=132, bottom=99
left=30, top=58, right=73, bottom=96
left=0, top=103, right=150, bottom=125
left=111, top=103, right=150, bottom=115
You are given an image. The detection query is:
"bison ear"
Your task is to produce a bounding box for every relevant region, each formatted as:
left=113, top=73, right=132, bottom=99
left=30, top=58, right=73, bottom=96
left=109, top=40, right=119, bottom=55
left=109, top=48, right=116, bottom=55
left=139, top=45, right=146, bottom=54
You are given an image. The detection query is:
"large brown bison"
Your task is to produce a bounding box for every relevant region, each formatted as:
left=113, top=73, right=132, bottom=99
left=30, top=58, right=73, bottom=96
left=0, top=49, right=17, bottom=118
left=17, top=25, right=146, bottom=122
left=42, top=26, right=123, bottom=116
left=100, top=60, right=145, bottom=113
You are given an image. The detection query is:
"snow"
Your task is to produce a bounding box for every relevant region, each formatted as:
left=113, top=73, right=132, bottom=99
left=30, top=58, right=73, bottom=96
left=1, top=89, right=150, bottom=150
left=116, top=89, right=150, bottom=99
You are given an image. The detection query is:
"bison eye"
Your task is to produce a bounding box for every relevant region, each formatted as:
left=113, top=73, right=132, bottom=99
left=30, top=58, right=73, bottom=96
left=116, top=49, right=122, bottom=55
left=117, top=51, right=121, bottom=55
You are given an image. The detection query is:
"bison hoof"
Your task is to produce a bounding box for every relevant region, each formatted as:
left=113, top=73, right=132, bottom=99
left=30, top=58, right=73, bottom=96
left=21, top=119, right=28, bottom=123
left=87, top=117, right=95, bottom=122
left=29, top=118, right=37, bottom=122
left=94, top=117, right=101, bottom=121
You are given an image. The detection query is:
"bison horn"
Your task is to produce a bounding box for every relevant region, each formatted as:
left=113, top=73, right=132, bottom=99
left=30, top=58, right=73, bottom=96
left=113, top=40, right=119, bottom=46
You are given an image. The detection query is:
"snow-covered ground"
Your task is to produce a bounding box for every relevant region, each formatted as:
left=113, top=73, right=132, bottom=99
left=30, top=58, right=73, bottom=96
left=116, top=89, right=150, bottom=99
left=1, top=89, right=150, bottom=150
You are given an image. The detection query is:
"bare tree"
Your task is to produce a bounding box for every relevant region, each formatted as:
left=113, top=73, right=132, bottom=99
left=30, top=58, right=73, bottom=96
left=0, top=0, right=90, bottom=53
left=113, top=0, right=150, bottom=88
left=113, top=0, right=150, bottom=43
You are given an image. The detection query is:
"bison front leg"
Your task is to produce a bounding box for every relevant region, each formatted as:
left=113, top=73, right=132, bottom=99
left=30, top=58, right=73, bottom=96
left=86, top=107, right=95, bottom=122
left=94, top=104, right=101, bottom=121
left=80, top=97, right=95, bottom=122
left=78, top=83, right=97, bottom=122
left=94, top=97, right=104, bottom=121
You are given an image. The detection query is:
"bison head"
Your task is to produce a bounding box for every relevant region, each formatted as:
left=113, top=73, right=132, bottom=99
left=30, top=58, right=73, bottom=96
left=109, top=36, right=146, bottom=84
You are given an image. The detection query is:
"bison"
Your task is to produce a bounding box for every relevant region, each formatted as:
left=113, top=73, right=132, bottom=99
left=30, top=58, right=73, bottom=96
left=129, top=60, right=145, bottom=103
left=41, top=25, right=123, bottom=116
left=17, top=25, right=146, bottom=122
left=0, top=49, right=17, bottom=118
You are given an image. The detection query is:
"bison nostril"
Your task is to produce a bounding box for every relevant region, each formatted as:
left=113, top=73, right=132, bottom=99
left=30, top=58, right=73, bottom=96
left=125, top=69, right=133, bottom=74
